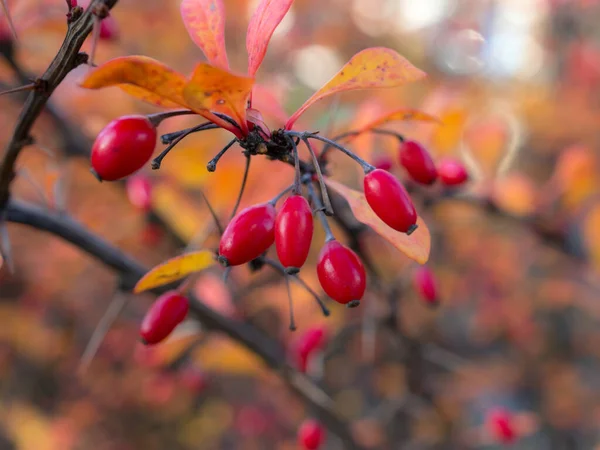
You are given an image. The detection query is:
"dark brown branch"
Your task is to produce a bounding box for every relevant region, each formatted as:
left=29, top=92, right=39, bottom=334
left=5, top=199, right=364, bottom=450
left=0, top=0, right=119, bottom=210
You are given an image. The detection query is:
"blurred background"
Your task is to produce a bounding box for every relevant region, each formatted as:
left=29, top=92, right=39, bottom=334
left=2, top=0, right=600, bottom=448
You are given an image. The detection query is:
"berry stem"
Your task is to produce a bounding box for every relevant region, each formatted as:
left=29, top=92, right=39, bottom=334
left=319, top=128, right=405, bottom=165
left=207, top=138, right=238, bottom=172
left=301, top=137, right=333, bottom=215
left=222, top=266, right=232, bottom=282
left=198, top=188, right=223, bottom=236
left=302, top=133, right=374, bottom=173
left=152, top=123, right=217, bottom=170
left=229, top=153, right=250, bottom=220
left=160, top=122, right=219, bottom=145
left=291, top=274, right=330, bottom=316
left=269, top=183, right=294, bottom=206
left=146, top=110, right=197, bottom=128
left=307, top=182, right=335, bottom=242
left=286, top=135, right=302, bottom=195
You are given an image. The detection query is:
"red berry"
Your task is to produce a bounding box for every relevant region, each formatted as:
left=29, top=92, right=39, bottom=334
left=275, top=195, right=314, bottom=273
left=317, top=240, right=366, bottom=306
left=219, top=203, right=276, bottom=266
left=372, top=156, right=393, bottom=171
left=298, top=419, right=325, bottom=450
left=363, top=169, right=417, bottom=234
left=91, top=115, right=157, bottom=181
left=126, top=174, right=152, bottom=211
left=413, top=266, right=438, bottom=306
left=399, top=140, right=438, bottom=185
left=179, top=366, right=209, bottom=394
left=487, top=408, right=517, bottom=444
left=438, top=158, right=469, bottom=186
left=69, top=0, right=78, bottom=7
left=99, top=16, right=119, bottom=40
left=140, top=291, right=189, bottom=345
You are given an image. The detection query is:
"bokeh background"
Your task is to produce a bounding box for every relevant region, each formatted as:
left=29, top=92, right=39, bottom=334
left=2, top=0, right=600, bottom=448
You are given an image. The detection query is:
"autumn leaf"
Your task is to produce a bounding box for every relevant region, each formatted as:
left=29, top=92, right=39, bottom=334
left=79, top=56, right=189, bottom=107
left=183, top=63, right=254, bottom=135
left=357, top=108, right=441, bottom=133
left=325, top=178, right=430, bottom=264
left=285, top=47, right=426, bottom=129
left=251, top=84, right=289, bottom=126
left=134, top=250, right=215, bottom=293
left=180, top=0, right=229, bottom=70
left=246, top=0, right=294, bottom=77
left=119, top=85, right=184, bottom=109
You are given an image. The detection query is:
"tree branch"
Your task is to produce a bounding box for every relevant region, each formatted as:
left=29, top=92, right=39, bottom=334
left=0, top=0, right=119, bottom=210
left=5, top=199, right=364, bottom=450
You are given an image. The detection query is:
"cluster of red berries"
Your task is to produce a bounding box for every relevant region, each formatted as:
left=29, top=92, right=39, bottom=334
left=217, top=194, right=368, bottom=307
left=374, top=139, right=469, bottom=187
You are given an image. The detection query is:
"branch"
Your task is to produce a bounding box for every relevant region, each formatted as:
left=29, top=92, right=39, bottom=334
left=0, top=0, right=119, bottom=210
left=5, top=199, right=364, bottom=450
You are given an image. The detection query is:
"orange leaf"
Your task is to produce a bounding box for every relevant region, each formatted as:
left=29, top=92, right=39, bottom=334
left=325, top=178, right=430, bottom=264
left=79, top=56, right=189, bottom=107
left=246, top=0, right=294, bottom=77
left=180, top=0, right=229, bottom=70
left=119, top=85, right=183, bottom=109
left=286, top=47, right=426, bottom=129
left=134, top=250, right=215, bottom=293
left=358, top=108, right=441, bottom=133
left=183, top=63, right=254, bottom=135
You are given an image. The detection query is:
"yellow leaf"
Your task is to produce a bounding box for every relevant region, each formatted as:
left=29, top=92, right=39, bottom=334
left=325, top=178, right=430, bottom=264
left=286, top=47, right=426, bottom=129
left=134, top=250, right=215, bottom=293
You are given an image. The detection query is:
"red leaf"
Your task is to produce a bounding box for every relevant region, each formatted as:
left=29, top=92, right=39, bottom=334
left=246, top=0, right=294, bottom=77
left=286, top=47, right=426, bottom=129
left=180, top=0, right=229, bottom=70
left=251, top=84, right=288, bottom=126
left=325, top=177, right=430, bottom=264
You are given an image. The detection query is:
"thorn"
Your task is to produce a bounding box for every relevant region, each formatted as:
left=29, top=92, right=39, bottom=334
left=78, top=290, right=128, bottom=375
left=0, top=0, right=18, bottom=41
left=0, top=83, right=35, bottom=97
left=0, top=221, right=14, bottom=274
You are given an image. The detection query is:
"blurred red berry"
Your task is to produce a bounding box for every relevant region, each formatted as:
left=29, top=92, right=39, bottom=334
left=487, top=408, right=517, bottom=444
left=438, top=159, right=469, bottom=186
left=99, top=16, right=119, bottom=40
left=126, top=175, right=152, bottom=211
left=364, top=168, right=417, bottom=234
left=298, top=419, right=325, bottom=450
left=179, top=366, right=208, bottom=394
left=219, top=203, right=276, bottom=266
left=399, top=140, right=438, bottom=185
left=413, top=266, right=438, bottom=306
left=275, top=195, right=314, bottom=273
left=140, top=291, right=189, bottom=345
left=372, top=156, right=393, bottom=171
left=293, top=326, right=328, bottom=372
left=91, top=115, right=156, bottom=181
left=317, top=240, right=366, bottom=306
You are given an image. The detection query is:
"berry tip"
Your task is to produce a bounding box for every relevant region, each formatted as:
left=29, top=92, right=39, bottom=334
left=89, top=167, right=102, bottom=182
left=285, top=266, right=300, bottom=275
left=347, top=300, right=361, bottom=308
left=217, top=255, right=229, bottom=267
left=406, top=223, right=418, bottom=235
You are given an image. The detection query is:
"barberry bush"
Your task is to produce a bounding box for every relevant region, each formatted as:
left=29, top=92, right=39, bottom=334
left=1, top=0, right=600, bottom=448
